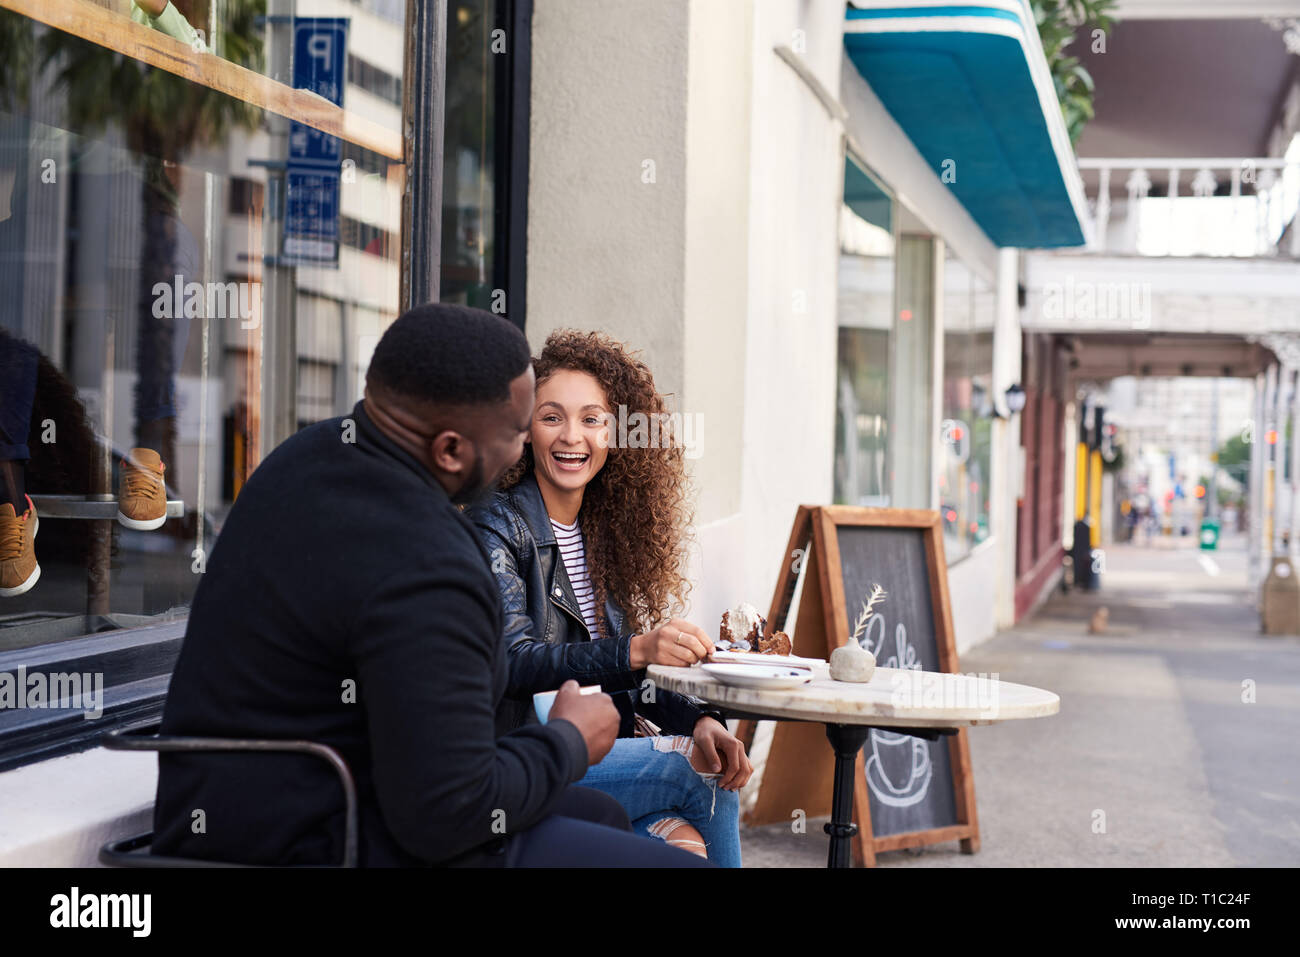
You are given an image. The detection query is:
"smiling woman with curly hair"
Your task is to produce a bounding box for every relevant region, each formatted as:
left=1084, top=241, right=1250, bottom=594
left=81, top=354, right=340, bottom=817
left=469, top=329, right=751, bottom=866
left=496, top=330, right=694, bottom=634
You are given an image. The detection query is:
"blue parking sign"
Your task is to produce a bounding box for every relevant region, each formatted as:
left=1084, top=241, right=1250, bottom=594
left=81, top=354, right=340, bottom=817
left=293, top=18, right=348, bottom=106
left=283, top=18, right=349, bottom=266
left=284, top=168, right=341, bottom=262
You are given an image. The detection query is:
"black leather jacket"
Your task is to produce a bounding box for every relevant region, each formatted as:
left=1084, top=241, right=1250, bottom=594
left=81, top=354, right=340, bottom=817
left=468, top=473, right=719, bottom=738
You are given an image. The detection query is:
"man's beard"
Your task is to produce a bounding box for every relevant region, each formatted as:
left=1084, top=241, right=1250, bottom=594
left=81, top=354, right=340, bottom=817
left=450, top=450, right=505, bottom=509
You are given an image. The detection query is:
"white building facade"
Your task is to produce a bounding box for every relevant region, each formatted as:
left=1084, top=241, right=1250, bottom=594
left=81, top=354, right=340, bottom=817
left=526, top=0, right=1086, bottom=655
left=0, top=0, right=1091, bottom=863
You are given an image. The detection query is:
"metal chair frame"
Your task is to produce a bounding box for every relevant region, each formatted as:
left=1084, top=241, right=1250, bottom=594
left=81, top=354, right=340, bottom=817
left=98, top=725, right=359, bottom=867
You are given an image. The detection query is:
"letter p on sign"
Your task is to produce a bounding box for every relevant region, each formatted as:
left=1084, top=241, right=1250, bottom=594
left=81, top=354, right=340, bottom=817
left=308, top=35, right=333, bottom=66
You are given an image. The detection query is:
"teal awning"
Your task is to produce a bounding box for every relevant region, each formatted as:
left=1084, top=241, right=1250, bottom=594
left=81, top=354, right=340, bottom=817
left=845, top=1, right=1090, bottom=248
left=844, top=158, right=892, bottom=231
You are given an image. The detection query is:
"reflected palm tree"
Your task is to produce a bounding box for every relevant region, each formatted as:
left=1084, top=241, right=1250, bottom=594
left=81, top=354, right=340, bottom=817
left=4, top=3, right=264, bottom=493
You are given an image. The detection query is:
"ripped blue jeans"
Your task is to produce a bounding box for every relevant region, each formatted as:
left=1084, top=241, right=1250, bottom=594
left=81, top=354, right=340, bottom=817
left=575, top=736, right=742, bottom=868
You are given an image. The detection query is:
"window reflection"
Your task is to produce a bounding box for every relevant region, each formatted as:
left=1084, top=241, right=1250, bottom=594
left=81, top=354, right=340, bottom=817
left=835, top=158, right=894, bottom=506
left=941, top=248, right=995, bottom=560
left=0, top=2, right=407, bottom=651
left=441, top=0, right=515, bottom=313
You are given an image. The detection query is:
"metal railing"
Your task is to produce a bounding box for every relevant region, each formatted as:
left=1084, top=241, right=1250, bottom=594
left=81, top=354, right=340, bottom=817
left=1076, top=157, right=1300, bottom=258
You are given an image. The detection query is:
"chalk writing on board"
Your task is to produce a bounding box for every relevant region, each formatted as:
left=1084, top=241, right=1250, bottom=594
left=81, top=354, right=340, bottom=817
left=860, top=613, right=933, bottom=808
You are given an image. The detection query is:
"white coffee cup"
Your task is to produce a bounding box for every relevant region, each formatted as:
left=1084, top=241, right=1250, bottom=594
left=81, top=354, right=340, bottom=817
left=533, top=684, right=602, bottom=723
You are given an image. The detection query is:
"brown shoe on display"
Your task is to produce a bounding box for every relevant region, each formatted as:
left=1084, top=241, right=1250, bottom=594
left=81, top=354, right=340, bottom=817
left=118, top=447, right=168, bottom=531
left=0, top=495, right=39, bottom=597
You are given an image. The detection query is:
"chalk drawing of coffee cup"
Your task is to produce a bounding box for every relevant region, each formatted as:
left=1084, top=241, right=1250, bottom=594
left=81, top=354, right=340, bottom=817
left=863, top=617, right=933, bottom=807
left=866, top=728, right=932, bottom=808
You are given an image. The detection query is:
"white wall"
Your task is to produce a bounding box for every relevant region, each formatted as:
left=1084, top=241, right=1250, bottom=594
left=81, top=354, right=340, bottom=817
left=729, top=0, right=844, bottom=624
left=527, top=0, right=1021, bottom=649
left=991, top=248, right=1024, bottom=630
left=526, top=0, right=690, bottom=395
left=527, top=0, right=847, bottom=630
left=680, top=0, right=756, bottom=626
left=947, top=542, right=999, bottom=654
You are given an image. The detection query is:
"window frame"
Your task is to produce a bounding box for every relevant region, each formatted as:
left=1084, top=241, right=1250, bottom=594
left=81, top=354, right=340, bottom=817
left=496, top=0, right=531, bottom=331
left=0, top=621, right=184, bottom=772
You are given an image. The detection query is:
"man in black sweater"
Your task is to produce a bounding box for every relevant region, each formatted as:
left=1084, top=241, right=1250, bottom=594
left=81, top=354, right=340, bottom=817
left=152, top=304, right=708, bottom=866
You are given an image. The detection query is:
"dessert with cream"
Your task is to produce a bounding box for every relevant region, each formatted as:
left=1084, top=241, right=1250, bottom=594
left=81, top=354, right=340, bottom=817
left=717, top=601, right=792, bottom=656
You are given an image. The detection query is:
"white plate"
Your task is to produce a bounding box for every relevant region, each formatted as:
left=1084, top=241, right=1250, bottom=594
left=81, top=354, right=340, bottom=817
left=708, top=650, right=824, bottom=669
left=700, top=663, right=815, bottom=689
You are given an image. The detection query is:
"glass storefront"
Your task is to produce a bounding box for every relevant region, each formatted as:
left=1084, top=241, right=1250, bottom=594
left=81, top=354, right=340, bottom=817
left=891, top=233, right=935, bottom=510
left=835, top=155, right=950, bottom=515
left=940, top=245, right=995, bottom=560
left=835, top=156, right=894, bottom=506
left=0, top=1, right=515, bottom=671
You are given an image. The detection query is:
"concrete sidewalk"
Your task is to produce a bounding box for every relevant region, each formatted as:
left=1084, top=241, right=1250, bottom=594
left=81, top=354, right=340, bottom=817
left=739, top=534, right=1300, bottom=867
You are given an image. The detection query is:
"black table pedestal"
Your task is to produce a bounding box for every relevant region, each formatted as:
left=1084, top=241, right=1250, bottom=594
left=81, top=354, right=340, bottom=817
left=823, top=723, right=873, bottom=868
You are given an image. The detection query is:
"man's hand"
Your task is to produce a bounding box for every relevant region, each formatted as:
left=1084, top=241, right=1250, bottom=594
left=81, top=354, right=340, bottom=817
left=549, top=680, right=619, bottom=766
left=629, top=618, right=714, bottom=669
left=691, top=716, right=754, bottom=790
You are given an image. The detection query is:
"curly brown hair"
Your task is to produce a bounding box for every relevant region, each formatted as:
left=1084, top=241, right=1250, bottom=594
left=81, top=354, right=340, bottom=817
left=499, top=330, right=694, bottom=636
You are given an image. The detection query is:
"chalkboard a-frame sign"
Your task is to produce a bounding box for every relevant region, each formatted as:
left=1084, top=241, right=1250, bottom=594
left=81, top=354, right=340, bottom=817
left=736, top=505, right=981, bottom=867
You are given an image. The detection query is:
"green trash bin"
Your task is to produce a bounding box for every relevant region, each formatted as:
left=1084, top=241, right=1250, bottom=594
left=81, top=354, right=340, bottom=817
left=1199, top=518, right=1220, bottom=550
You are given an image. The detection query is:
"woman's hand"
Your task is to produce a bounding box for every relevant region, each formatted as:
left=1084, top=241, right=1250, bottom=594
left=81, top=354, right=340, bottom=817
left=691, top=716, right=754, bottom=790
left=629, top=618, right=714, bottom=669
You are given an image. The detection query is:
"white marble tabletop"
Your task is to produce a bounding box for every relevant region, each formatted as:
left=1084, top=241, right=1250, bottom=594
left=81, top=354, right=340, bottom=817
left=647, top=663, right=1060, bottom=728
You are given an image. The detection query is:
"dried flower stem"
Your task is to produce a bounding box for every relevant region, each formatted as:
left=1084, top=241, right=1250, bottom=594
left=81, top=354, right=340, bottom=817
left=850, top=583, right=888, bottom=641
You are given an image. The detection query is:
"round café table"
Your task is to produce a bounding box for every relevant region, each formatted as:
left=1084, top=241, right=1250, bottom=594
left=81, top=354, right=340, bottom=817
left=647, top=663, right=1060, bottom=867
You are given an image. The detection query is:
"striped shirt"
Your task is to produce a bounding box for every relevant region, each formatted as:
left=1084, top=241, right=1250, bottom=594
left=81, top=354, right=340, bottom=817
left=550, top=517, right=600, bottom=638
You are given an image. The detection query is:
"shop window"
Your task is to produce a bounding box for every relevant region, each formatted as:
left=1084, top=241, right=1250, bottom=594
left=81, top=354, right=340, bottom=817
left=438, top=0, right=529, bottom=323
left=0, top=0, right=531, bottom=770
left=0, top=0, right=405, bottom=658
left=835, top=156, right=894, bottom=506
left=891, top=233, right=936, bottom=509
left=941, top=246, right=995, bottom=561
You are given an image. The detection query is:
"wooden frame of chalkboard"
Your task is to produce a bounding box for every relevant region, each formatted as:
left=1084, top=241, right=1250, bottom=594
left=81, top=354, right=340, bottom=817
left=737, top=505, right=981, bottom=867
